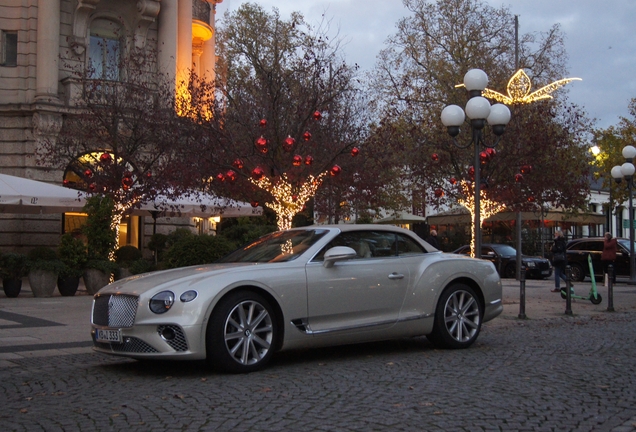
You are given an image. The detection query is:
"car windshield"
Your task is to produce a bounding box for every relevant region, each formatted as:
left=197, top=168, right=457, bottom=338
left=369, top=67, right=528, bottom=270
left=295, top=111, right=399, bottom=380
left=218, top=229, right=329, bottom=263
left=491, top=244, right=517, bottom=256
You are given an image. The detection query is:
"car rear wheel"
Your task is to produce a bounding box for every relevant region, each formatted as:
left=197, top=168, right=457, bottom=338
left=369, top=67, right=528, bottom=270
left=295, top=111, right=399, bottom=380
left=503, top=263, right=516, bottom=279
left=568, top=264, right=585, bottom=282
left=206, top=291, right=278, bottom=373
left=427, top=284, right=482, bottom=349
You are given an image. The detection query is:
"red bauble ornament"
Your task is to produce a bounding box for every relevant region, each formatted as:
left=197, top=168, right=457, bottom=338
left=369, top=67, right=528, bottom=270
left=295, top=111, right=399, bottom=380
left=351, top=147, right=360, bottom=157
left=255, top=136, right=268, bottom=151
left=313, top=110, right=322, bottom=121
left=146, top=171, right=152, bottom=178
left=216, top=173, right=225, bottom=182
left=283, top=135, right=296, bottom=152
left=303, top=131, right=312, bottom=141
left=250, top=201, right=259, bottom=208
left=304, top=155, right=314, bottom=165
left=259, top=118, right=267, bottom=128
left=432, top=153, right=439, bottom=161
left=450, top=177, right=457, bottom=185
left=527, top=196, right=535, bottom=202
left=122, top=176, right=133, bottom=187
left=520, top=164, right=533, bottom=174
left=479, top=151, right=488, bottom=163
left=63, top=179, right=69, bottom=186
left=99, top=152, right=112, bottom=163
left=292, top=155, right=303, bottom=166
left=485, top=148, right=496, bottom=158
left=468, top=166, right=475, bottom=177
left=226, top=170, right=237, bottom=182
left=434, top=188, right=444, bottom=198
left=88, top=183, right=96, bottom=191
left=330, top=165, right=341, bottom=176
left=233, top=158, right=244, bottom=169
left=251, top=167, right=265, bottom=180
left=515, top=173, right=523, bottom=183
left=84, top=169, right=93, bottom=178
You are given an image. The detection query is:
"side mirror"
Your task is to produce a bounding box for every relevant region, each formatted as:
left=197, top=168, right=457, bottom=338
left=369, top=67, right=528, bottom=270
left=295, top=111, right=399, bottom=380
left=323, top=246, right=357, bottom=268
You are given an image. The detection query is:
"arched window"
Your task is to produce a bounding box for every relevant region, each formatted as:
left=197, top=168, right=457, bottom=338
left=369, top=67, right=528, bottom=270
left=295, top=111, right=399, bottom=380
left=88, top=19, right=122, bottom=80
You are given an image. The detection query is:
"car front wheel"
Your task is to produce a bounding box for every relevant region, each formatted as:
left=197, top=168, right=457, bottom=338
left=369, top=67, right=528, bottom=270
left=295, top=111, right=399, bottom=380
left=568, top=264, right=585, bottom=282
left=206, top=291, right=278, bottom=373
left=427, top=284, right=483, bottom=349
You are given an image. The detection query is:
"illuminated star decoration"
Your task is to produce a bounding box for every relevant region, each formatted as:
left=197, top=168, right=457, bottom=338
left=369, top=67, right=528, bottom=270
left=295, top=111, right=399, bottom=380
left=479, top=69, right=581, bottom=105
left=456, top=181, right=506, bottom=257
left=250, top=172, right=327, bottom=231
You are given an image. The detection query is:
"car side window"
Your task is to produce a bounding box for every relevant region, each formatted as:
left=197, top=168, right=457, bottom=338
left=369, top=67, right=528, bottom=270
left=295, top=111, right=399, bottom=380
left=314, top=231, right=420, bottom=261
left=395, top=234, right=425, bottom=256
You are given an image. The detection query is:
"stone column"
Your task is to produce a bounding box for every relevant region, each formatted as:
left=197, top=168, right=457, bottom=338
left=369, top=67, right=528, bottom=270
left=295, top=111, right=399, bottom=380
left=35, top=0, right=61, bottom=102
left=177, top=0, right=193, bottom=85
left=157, top=0, right=178, bottom=82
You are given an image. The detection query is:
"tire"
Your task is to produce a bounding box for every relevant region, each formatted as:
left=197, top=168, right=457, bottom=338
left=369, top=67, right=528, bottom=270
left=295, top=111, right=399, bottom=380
left=427, top=284, right=483, bottom=349
left=568, top=264, right=585, bottom=282
left=503, top=264, right=516, bottom=279
left=590, top=293, right=603, bottom=305
left=206, top=291, right=278, bottom=373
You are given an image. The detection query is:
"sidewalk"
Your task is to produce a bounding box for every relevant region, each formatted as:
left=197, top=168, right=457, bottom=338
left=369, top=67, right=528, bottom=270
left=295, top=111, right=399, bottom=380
left=1, top=276, right=635, bottom=365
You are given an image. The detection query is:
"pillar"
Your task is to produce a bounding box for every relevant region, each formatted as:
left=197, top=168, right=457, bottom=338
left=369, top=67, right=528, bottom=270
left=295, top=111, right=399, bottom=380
left=35, top=0, right=61, bottom=102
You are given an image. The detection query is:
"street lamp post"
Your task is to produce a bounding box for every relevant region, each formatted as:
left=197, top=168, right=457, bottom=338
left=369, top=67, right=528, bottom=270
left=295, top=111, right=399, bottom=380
left=611, top=145, right=636, bottom=284
left=441, top=69, right=511, bottom=257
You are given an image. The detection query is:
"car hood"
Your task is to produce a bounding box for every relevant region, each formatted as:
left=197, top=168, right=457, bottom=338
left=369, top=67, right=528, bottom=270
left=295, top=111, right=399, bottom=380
left=97, top=262, right=258, bottom=296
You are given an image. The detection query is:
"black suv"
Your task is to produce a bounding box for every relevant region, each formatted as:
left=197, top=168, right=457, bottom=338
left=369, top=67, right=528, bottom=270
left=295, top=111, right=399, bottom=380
left=565, top=237, right=632, bottom=281
left=453, top=243, right=553, bottom=279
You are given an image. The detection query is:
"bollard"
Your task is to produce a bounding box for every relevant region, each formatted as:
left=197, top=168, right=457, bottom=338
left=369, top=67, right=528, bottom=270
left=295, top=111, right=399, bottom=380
left=607, top=264, right=615, bottom=312
left=564, top=265, right=573, bottom=316
left=518, top=266, right=526, bottom=319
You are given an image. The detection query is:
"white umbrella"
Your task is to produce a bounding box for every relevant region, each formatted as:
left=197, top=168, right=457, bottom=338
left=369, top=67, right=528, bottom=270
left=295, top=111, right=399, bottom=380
left=0, top=173, right=88, bottom=214
left=374, top=211, right=428, bottom=224
left=132, top=194, right=263, bottom=218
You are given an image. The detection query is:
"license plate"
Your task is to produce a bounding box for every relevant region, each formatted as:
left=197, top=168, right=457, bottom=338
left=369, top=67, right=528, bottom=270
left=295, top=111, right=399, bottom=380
left=542, top=270, right=550, bottom=275
left=96, top=329, right=122, bottom=343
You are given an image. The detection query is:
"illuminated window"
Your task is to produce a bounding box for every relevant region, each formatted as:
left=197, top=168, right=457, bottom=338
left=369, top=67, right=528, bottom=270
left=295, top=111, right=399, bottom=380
left=1, top=30, right=17, bottom=67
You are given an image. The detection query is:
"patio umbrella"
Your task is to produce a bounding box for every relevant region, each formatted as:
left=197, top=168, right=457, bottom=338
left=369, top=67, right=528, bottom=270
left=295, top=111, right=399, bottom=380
left=0, top=173, right=88, bottom=214
left=132, top=194, right=263, bottom=218
left=374, top=211, right=428, bottom=224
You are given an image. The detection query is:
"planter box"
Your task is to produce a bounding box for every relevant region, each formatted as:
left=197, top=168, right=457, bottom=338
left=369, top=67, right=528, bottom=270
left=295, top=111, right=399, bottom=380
left=29, top=269, right=58, bottom=297
left=57, top=276, right=80, bottom=297
left=83, top=269, right=111, bottom=295
left=2, top=278, right=22, bottom=297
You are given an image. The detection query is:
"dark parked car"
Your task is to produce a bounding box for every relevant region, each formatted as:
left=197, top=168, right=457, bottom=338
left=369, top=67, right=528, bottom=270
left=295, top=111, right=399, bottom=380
left=453, top=244, right=553, bottom=279
left=565, top=237, right=632, bottom=282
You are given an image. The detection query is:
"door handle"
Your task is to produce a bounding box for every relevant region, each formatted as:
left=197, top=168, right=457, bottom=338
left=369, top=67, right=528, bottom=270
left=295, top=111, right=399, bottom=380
left=388, top=273, right=404, bottom=280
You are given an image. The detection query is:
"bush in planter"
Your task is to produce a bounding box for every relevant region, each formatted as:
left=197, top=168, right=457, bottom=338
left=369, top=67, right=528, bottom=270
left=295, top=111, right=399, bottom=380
left=27, top=246, right=64, bottom=298
left=0, top=252, right=28, bottom=297
left=82, top=196, right=117, bottom=294
left=57, top=234, right=87, bottom=296
left=83, top=259, right=117, bottom=295
left=163, top=234, right=236, bottom=269
left=114, top=245, right=143, bottom=279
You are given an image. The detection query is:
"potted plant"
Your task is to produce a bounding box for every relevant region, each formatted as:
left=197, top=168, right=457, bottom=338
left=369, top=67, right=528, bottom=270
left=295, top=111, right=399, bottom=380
left=57, top=233, right=87, bottom=296
left=82, top=195, right=117, bottom=294
left=27, top=246, right=64, bottom=297
left=114, top=245, right=143, bottom=280
left=0, top=252, right=28, bottom=297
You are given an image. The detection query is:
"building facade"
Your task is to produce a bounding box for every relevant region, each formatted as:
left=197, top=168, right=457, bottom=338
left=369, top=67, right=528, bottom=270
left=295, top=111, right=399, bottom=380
left=0, top=0, right=221, bottom=253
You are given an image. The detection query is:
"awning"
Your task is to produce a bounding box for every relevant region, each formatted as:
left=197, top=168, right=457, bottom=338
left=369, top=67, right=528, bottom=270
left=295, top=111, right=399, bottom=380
left=428, top=208, right=605, bottom=225
left=132, top=194, right=263, bottom=218
left=0, top=173, right=88, bottom=214
left=374, top=211, right=428, bottom=224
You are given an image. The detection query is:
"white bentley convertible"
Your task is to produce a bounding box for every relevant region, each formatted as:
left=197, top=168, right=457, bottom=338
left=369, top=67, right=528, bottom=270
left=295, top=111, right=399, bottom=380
left=91, top=225, right=502, bottom=373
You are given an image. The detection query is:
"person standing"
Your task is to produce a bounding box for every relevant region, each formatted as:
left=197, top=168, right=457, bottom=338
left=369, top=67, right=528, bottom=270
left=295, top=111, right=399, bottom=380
left=601, top=232, right=618, bottom=284
left=551, top=230, right=568, bottom=292
left=425, top=229, right=439, bottom=249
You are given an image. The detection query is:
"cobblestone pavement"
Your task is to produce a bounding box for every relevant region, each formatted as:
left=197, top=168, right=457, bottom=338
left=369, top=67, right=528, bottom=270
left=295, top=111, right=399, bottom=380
left=1, top=280, right=636, bottom=431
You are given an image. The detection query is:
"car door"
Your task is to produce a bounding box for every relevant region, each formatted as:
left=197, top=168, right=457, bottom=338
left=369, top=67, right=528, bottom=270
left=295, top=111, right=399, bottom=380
left=305, top=230, right=411, bottom=333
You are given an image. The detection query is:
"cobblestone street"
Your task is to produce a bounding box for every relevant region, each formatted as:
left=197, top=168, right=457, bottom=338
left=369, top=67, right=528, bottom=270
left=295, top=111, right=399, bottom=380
left=1, top=310, right=635, bottom=430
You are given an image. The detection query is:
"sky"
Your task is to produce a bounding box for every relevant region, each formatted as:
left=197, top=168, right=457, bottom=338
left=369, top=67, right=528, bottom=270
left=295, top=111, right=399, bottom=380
left=215, top=0, right=636, bottom=129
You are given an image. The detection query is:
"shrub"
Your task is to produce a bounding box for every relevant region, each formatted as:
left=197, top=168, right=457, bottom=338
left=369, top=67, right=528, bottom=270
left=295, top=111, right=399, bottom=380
left=0, top=252, right=28, bottom=279
left=163, top=234, right=236, bottom=269
left=217, top=224, right=276, bottom=247
left=58, top=234, right=87, bottom=278
left=83, top=195, right=117, bottom=261
left=114, top=245, right=143, bottom=266
left=128, top=259, right=154, bottom=275
left=27, top=246, right=64, bottom=273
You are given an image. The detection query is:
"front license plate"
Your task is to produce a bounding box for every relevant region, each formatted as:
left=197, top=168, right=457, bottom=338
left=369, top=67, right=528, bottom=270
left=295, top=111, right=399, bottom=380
left=96, top=329, right=122, bottom=343
left=542, top=270, right=550, bottom=275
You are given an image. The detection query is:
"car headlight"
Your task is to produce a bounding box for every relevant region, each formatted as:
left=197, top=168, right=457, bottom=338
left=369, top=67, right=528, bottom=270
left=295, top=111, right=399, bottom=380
left=180, top=290, right=198, bottom=302
left=525, top=262, right=536, bottom=268
left=149, top=291, right=175, bottom=314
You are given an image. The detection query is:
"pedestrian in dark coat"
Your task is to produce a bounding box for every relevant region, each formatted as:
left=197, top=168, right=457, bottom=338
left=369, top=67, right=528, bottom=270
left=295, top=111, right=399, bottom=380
left=425, top=230, right=439, bottom=249
left=551, top=230, right=568, bottom=292
left=601, top=232, right=618, bottom=283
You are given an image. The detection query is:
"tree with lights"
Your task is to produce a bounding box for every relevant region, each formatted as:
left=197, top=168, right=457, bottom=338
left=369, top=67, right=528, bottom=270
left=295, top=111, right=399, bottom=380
left=37, top=48, right=204, bottom=251
left=370, top=0, right=591, bottom=250
left=188, top=3, right=369, bottom=231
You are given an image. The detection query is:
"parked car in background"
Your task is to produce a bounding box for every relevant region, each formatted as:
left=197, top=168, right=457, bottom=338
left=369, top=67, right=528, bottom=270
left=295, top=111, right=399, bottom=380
left=565, top=237, right=632, bottom=281
left=91, top=225, right=503, bottom=373
left=452, top=243, right=553, bottom=279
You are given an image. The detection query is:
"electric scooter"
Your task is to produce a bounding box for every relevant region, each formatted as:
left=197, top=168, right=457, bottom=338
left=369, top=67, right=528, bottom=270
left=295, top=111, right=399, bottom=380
left=561, top=254, right=602, bottom=304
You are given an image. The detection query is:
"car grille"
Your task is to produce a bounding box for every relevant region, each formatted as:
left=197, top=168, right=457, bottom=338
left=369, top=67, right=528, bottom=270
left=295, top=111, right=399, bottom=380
left=93, top=337, right=159, bottom=353
left=157, top=325, right=189, bottom=352
left=92, top=294, right=139, bottom=327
